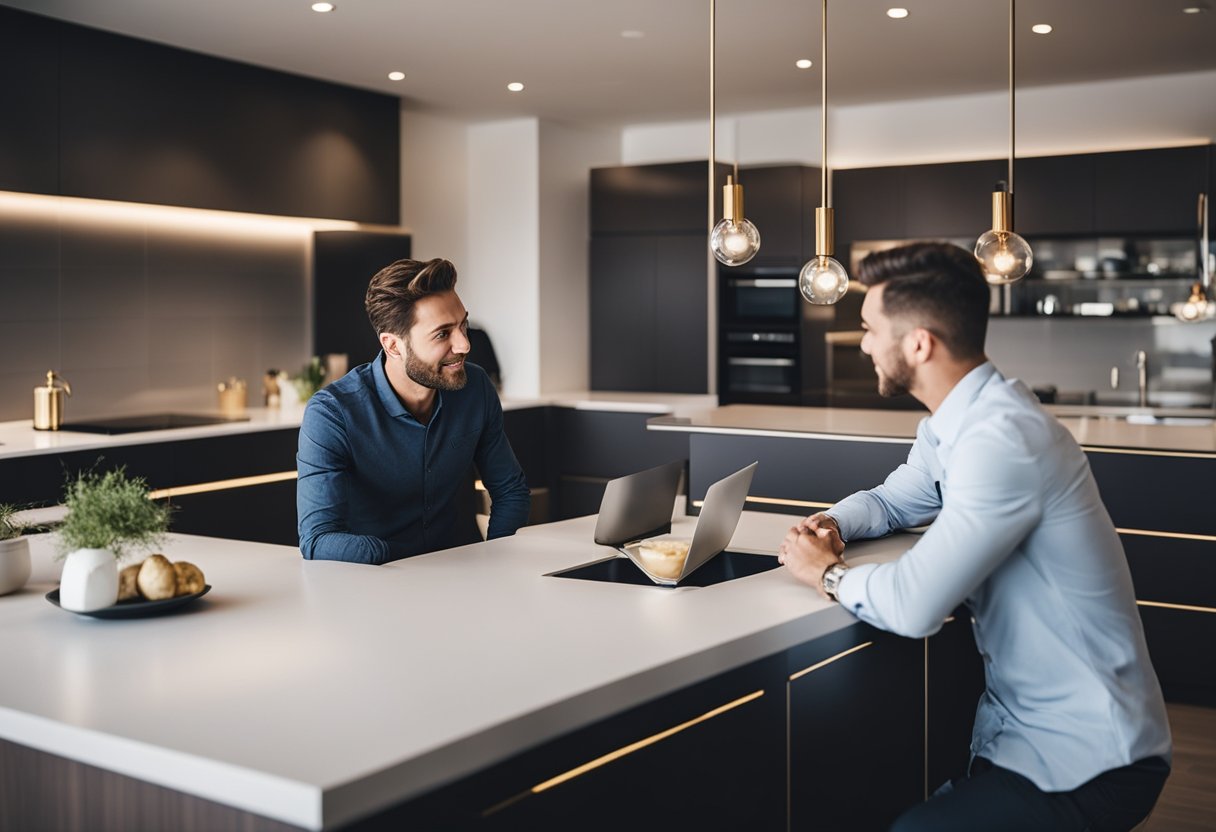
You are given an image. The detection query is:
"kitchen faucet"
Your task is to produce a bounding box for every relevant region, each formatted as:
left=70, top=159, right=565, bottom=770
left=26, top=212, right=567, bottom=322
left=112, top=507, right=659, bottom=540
left=1135, top=350, right=1148, bottom=408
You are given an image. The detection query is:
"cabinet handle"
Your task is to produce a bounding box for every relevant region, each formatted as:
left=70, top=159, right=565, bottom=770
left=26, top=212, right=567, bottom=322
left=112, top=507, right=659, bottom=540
left=729, top=278, right=798, bottom=288
left=728, top=357, right=795, bottom=367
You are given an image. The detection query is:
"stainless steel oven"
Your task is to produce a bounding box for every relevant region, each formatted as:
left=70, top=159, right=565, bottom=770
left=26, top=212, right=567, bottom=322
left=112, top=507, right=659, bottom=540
left=721, top=270, right=800, bottom=324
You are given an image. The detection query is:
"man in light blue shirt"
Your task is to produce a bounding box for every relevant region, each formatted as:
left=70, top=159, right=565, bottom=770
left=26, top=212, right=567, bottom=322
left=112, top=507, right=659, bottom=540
left=778, top=243, right=1170, bottom=831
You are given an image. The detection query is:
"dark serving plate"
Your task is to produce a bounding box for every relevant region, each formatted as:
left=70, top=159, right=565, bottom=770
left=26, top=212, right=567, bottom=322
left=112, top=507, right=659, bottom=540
left=46, top=585, right=211, bottom=619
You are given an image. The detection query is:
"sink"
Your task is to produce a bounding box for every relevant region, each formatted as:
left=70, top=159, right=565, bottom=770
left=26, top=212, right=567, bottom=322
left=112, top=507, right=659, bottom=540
left=58, top=413, right=250, bottom=434
left=549, top=550, right=781, bottom=588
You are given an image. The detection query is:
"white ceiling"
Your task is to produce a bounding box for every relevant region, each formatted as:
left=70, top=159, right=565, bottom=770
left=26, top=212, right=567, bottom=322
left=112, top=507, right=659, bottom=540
left=5, top=0, right=1216, bottom=125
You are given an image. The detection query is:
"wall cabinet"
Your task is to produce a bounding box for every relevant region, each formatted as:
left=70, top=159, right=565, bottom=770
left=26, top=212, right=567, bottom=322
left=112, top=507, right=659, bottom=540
left=591, top=161, right=721, bottom=234
left=731, top=164, right=819, bottom=264
left=0, top=7, right=59, bottom=196
left=0, top=7, right=399, bottom=224
left=834, top=166, right=907, bottom=244
left=902, top=160, right=1007, bottom=239
left=1093, top=146, right=1209, bottom=235
left=1015, top=154, right=1096, bottom=236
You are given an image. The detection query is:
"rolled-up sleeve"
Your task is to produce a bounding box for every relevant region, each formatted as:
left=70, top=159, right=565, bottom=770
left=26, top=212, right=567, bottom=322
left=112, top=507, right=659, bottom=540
left=297, top=394, right=394, bottom=564
left=474, top=385, right=529, bottom=540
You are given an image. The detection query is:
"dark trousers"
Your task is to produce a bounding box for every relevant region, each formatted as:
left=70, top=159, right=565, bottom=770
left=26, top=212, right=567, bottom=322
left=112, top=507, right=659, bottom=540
left=891, top=755, right=1170, bottom=832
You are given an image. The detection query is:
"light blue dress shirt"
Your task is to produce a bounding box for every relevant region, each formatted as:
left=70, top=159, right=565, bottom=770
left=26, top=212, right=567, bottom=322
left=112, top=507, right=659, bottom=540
left=827, top=362, right=1171, bottom=791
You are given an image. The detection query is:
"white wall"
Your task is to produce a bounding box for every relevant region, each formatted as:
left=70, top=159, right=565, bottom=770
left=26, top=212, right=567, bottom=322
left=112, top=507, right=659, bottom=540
left=400, top=110, right=469, bottom=265
left=465, top=119, right=541, bottom=397
left=622, top=69, right=1216, bottom=168
left=537, top=122, right=619, bottom=393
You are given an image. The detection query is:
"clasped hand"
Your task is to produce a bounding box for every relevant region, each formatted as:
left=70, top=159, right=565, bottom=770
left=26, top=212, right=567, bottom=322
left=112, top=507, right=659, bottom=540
left=777, top=512, right=846, bottom=598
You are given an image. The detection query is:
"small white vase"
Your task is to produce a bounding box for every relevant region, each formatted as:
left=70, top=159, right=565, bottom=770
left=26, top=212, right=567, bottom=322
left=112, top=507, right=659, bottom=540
left=59, top=548, right=119, bottom=612
left=0, top=537, right=31, bottom=596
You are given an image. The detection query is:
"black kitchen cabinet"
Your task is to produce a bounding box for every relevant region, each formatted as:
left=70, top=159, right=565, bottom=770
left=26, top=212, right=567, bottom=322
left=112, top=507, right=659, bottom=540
left=1016, top=154, right=1096, bottom=236
left=313, top=232, right=413, bottom=369
left=591, top=161, right=725, bottom=234
left=903, top=160, right=1006, bottom=239
left=0, top=7, right=59, bottom=196
left=1093, top=146, right=1209, bottom=235
left=729, top=165, right=819, bottom=264
left=834, top=166, right=907, bottom=243
left=926, top=611, right=986, bottom=790
left=590, top=233, right=708, bottom=393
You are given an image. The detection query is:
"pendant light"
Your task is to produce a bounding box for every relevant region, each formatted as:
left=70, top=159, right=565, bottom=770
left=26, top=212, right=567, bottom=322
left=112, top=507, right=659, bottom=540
left=1175, top=193, right=1212, bottom=321
left=708, top=0, right=761, bottom=267
left=974, top=0, right=1033, bottom=284
left=799, top=0, right=848, bottom=305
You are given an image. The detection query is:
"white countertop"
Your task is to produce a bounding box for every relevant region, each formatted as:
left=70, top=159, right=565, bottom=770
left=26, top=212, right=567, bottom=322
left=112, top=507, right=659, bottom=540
left=0, top=512, right=908, bottom=830
left=0, top=392, right=719, bottom=461
left=649, top=404, right=1216, bottom=455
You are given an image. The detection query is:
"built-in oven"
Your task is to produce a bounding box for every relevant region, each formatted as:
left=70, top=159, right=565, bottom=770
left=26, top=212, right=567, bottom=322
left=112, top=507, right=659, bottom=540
left=721, top=269, right=800, bottom=324
left=720, top=329, right=799, bottom=399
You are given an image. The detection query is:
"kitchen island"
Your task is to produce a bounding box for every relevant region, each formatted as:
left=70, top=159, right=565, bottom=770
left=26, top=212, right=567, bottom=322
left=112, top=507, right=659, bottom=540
left=0, top=511, right=978, bottom=831
left=650, top=403, right=1216, bottom=705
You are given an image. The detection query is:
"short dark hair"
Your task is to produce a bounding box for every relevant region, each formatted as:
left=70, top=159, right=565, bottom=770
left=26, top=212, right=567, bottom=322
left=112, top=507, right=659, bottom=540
left=365, top=258, right=458, bottom=337
left=856, top=243, right=990, bottom=360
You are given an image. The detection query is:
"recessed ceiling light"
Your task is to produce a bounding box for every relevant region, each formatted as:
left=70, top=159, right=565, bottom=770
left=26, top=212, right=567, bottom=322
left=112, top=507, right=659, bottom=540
left=387, top=71, right=405, bottom=81
left=1182, top=4, right=1207, bottom=12
left=310, top=2, right=335, bottom=12
left=886, top=8, right=910, bottom=19
left=507, top=82, right=525, bottom=92
left=621, top=30, right=645, bottom=39
left=1031, top=23, right=1053, bottom=34
left=795, top=59, right=813, bottom=69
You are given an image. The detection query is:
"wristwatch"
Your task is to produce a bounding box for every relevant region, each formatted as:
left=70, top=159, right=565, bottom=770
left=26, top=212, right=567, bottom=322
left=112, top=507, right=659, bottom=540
left=821, top=562, right=850, bottom=602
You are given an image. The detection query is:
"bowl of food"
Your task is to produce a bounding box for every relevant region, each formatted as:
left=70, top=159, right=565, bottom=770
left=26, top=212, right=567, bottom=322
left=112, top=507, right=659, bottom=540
left=630, top=537, right=691, bottom=581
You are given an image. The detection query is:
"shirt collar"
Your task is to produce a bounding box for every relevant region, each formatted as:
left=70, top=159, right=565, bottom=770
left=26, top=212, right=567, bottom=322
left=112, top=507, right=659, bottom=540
left=928, top=361, right=999, bottom=448
left=372, top=351, right=444, bottom=424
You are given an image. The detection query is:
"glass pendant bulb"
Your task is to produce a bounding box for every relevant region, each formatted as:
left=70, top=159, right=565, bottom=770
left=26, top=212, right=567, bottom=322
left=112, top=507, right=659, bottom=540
left=710, top=217, right=761, bottom=266
left=1174, top=282, right=1210, bottom=322
left=710, top=177, right=761, bottom=266
left=799, top=255, right=849, bottom=305
left=974, top=229, right=1033, bottom=284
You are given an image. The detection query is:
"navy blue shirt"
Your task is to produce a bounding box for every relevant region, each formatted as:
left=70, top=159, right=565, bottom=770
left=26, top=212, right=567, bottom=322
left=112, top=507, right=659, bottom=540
left=296, top=354, right=529, bottom=564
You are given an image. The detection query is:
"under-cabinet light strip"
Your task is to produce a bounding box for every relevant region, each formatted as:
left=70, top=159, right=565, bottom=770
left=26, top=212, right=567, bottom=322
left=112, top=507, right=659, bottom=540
left=1136, top=600, right=1216, bottom=615
left=788, top=641, right=873, bottom=682
left=1081, top=445, right=1216, bottom=460
left=1115, top=527, right=1216, bottom=542
left=148, top=471, right=297, bottom=500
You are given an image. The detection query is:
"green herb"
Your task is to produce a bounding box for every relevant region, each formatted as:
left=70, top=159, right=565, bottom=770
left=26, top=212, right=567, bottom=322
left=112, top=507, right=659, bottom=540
left=0, top=504, right=22, bottom=541
left=293, top=355, right=327, bottom=401
left=56, top=467, right=171, bottom=559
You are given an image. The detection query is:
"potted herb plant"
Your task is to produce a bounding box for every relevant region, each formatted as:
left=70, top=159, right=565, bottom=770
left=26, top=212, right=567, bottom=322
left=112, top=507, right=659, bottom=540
left=0, top=504, right=32, bottom=596
left=56, top=468, right=170, bottom=612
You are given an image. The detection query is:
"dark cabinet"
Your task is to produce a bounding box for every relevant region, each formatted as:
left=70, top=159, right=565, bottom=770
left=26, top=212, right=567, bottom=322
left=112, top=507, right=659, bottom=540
left=1093, top=146, right=1209, bottom=235
left=788, top=625, right=925, bottom=830
left=591, top=161, right=723, bottom=234
left=834, top=166, right=906, bottom=243
left=731, top=165, right=819, bottom=264
left=0, top=7, right=59, bottom=196
left=903, top=160, right=1006, bottom=239
left=1016, top=154, right=1096, bottom=236
left=57, top=21, right=400, bottom=223
left=590, top=233, right=707, bottom=393
left=926, top=611, right=986, bottom=790
left=313, top=231, right=412, bottom=369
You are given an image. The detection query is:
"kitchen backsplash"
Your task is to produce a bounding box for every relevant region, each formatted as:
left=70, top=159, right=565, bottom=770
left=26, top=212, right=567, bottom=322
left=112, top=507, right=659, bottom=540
left=0, top=204, right=310, bottom=422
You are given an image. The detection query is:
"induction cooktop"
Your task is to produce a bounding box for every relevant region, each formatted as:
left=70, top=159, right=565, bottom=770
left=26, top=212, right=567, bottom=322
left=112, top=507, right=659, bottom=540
left=59, top=413, right=250, bottom=434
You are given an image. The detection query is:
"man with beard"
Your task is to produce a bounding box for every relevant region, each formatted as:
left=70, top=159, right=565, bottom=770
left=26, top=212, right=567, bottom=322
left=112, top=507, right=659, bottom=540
left=777, top=243, right=1170, bottom=831
left=297, top=258, right=529, bottom=564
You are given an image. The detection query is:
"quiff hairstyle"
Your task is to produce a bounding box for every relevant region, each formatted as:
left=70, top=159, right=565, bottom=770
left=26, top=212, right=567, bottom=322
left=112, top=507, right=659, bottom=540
left=365, top=258, right=459, bottom=338
left=856, top=242, right=990, bottom=361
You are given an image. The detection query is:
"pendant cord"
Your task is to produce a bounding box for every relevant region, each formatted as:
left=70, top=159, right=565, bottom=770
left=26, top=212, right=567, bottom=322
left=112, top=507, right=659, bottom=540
left=821, top=0, right=828, bottom=209
left=1008, top=0, right=1015, bottom=195
left=709, top=0, right=716, bottom=232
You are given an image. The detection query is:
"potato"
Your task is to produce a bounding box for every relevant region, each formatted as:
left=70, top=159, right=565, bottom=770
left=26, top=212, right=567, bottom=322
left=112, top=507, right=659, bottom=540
left=173, top=561, right=205, bottom=596
left=117, top=562, right=143, bottom=601
left=137, top=554, right=177, bottom=600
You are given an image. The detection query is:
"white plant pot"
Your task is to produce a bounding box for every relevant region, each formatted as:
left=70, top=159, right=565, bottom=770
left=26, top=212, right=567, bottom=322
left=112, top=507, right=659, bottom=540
left=0, top=537, right=31, bottom=596
left=59, top=548, right=119, bottom=612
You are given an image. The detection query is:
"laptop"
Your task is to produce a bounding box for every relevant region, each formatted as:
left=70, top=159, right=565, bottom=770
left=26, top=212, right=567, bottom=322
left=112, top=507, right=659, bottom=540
left=596, top=461, right=759, bottom=586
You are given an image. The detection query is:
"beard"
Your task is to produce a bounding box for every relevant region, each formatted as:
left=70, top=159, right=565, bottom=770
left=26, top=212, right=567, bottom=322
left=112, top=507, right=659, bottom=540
left=875, top=349, right=914, bottom=398
left=404, top=341, right=468, bottom=391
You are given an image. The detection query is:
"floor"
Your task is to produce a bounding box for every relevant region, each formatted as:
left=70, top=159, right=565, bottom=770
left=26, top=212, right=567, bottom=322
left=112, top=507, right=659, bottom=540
left=1144, top=703, right=1216, bottom=831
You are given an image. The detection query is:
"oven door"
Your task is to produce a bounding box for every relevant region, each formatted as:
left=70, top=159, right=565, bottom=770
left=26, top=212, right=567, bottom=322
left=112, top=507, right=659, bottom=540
left=722, top=276, right=799, bottom=324
left=724, top=356, right=797, bottom=396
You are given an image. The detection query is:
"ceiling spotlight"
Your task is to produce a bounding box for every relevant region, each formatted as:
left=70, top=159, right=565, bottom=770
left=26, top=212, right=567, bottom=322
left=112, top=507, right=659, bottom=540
left=621, top=30, right=645, bottom=38
left=310, top=2, right=335, bottom=12
left=795, top=58, right=813, bottom=69
left=506, top=82, right=525, bottom=92
left=1031, top=23, right=1053, bottom=33
left=387, top=71, right=405, bottom=81
left=886, top=8, right=910, bottom=19
left=1182, top=4, right=1207, bottom=12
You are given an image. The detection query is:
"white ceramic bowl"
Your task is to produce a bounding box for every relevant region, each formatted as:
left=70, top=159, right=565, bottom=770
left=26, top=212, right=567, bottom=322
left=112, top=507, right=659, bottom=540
left=0, top=538, right=32, bottom=596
